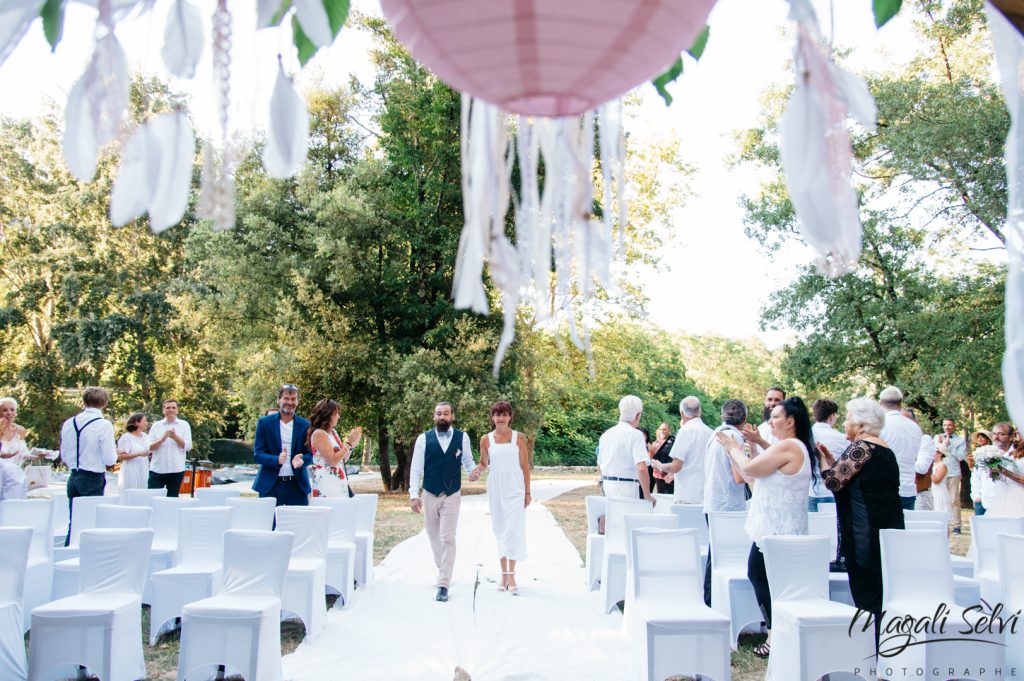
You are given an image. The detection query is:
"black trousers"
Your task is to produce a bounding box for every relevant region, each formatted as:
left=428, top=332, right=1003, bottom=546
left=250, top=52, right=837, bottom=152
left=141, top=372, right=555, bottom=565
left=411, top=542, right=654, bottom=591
left=148, top=470, right=185, bottom=497
left=66, top=469, right=106, bottom=546
left=265, top=477, right=309, bottom=507
left=703, top=514, right=712, bottom=606
left=747, top=542, right=772, bottom=629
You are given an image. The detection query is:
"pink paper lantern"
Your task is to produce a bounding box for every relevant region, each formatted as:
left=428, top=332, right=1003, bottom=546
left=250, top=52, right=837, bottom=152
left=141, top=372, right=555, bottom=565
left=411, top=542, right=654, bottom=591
left=380, top=0, right=718, bottom=117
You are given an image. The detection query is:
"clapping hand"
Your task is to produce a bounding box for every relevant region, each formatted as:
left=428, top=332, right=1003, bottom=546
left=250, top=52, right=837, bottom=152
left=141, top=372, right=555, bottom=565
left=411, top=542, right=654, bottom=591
left=346, top=426, right=363, bottom=448
left=817, top=442, right=835, bottom=469
left=278, top=451, right=288, bottom=465
left=291, top=453, right=305, bottom=469
left=715, top=431, right=739, bottom=454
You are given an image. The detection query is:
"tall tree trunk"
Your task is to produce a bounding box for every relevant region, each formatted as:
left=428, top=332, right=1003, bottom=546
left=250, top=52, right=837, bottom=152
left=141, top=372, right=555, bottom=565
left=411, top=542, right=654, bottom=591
left=390, top=439, right=410, bottom=492
left=377, top=412, right=392, bottom=489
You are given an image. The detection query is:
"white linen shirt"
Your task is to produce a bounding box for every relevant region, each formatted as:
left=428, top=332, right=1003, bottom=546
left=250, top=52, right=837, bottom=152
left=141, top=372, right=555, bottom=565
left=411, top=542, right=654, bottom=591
left=148, top=418, right=193, bottom=474
left=703, top=425, right=748, bottom=514
left=810, top=422, right=849, bottom=498
left=409, top=428, right=475, bottom=500
left=597, top=421, right=648, bottom=480
left=971, top=463, right=999, bottom=509
left=881, top=411, right=926, bottom=498
left=59, top=408, right=117, bottom=473
left=668, top=418, right=714, bottom=503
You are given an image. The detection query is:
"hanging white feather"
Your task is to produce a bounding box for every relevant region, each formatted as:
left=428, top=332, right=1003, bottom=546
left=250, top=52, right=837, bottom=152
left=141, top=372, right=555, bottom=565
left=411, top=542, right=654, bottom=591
left=110, top=125, right=155, bottom=226
left=257, top=0, right=289, bottom=28
left=0, top=0, right=44, bottom=67
left=75, top=0, right=155, bottom=22
left=293, top=0, right=333, bottom=48
left=984, top=3, right=1024, bottom=426
left=62, top=28, right=131, bottom=182
left=262, top=60, right=309, bottom=179
left=147, top=112, right=195, bottom=232
left=162, top=0, right=204, bottom=79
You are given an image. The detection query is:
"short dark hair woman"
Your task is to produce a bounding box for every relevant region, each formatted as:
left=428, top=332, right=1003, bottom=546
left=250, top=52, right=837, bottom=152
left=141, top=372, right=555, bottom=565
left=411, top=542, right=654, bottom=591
left=714, top=396, right=817, bottom=659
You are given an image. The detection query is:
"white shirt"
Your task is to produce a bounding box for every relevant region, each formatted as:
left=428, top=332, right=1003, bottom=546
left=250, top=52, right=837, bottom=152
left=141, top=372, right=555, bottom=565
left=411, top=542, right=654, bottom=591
left=597, top=421, right=648, bottom=480
left=278, top=418, right=294, bottom=476
left=0, top=459, right=26, bottom=500
left=810, top=422, right=848, bottom=498
left=881, top=411, right=926, bottom=498
left=971, top=461, right=999, bottom=509
left=409, top=428, right=475, bottom=500
left=59, top=408, right=117, bottom=473
left=148, top=418, right=193, bottom=474
left=703, top=424, right=748, bottom=514
left=668, top=418, right=713, bottom=503
left=934, top=434, right=966, bottom=478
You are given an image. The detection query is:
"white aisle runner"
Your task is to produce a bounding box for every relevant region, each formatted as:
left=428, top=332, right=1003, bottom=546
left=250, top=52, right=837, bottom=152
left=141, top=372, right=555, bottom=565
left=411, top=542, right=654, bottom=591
left=282, top=479, right=633, bottom=681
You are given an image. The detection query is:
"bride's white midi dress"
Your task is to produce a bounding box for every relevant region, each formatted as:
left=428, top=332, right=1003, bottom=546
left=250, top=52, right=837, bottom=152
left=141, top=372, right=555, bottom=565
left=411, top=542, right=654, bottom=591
left=487, top=431, right=527, bottom=562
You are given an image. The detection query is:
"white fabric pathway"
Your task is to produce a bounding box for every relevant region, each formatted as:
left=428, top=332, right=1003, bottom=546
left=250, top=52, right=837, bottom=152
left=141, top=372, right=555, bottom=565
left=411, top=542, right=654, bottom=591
left=283, top=479, right=633, bottom=681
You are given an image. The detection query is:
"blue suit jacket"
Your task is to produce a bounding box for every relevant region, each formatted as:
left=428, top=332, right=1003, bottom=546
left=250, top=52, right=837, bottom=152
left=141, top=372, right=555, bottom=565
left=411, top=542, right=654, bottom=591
left=252, top=413, right=314, bottom=495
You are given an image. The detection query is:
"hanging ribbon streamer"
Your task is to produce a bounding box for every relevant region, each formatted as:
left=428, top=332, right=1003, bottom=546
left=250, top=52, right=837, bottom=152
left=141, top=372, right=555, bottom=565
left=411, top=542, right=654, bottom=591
left=198, top=0, right=237, bottom=231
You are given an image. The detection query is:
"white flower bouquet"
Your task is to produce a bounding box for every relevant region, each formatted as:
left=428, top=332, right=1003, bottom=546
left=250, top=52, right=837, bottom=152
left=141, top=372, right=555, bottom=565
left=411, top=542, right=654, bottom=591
left=974, top=445, right=1012, bottom=481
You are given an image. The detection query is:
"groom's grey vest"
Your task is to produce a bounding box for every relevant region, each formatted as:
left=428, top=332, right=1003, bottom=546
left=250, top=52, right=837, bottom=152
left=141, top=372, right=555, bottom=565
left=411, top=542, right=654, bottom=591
left=422, top=428, right=465, bottom=496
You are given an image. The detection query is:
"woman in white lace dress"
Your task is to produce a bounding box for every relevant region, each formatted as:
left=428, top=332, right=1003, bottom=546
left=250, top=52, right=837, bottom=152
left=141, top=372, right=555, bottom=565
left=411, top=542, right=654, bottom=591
left=117, top=412, right=151, bottom=491
left=0, top=396, right=31, bottom=466
left=478, top=401, right=531, bottom=594
left=715, top=396, right=817, bottom=660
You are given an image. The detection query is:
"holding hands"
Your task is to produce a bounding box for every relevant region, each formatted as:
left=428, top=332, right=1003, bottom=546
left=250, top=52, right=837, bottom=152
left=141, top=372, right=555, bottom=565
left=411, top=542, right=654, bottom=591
left=468, top=466, right=481, bottom=482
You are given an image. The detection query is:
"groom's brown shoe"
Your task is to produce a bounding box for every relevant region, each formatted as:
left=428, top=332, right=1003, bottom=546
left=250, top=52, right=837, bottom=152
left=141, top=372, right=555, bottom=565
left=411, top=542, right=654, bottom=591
left=435, top=586, right=449, bottom=602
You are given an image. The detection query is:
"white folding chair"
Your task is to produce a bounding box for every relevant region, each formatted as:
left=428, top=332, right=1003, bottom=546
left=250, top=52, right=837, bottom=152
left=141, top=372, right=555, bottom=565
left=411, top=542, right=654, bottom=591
left=600, top=497, right=652, bottom=613
left=28, top=528, right=154, bottom=681
left=998, top=533, right=1024, bottom=676
left=226, top=496, right=277, bottom=531
left=194, top=487, right=242, bottom=507
left=585, top=495, right=606, bottom=590
left=625, top=528, right=731, bottom=681
left=0, top=499, right=55, bottom=632
left=764, top=535, right=876, bottom=681
left=145, top=497, right=199, bottom=605
left=150, top=506, right=233, bottom=645
left=119, top=488, right=167, bottom=507
left=708, top=511, right=762, bottom=648
left=669, top=503, right=710, bottom=568
left=972, top=515, right=1024, bottom=605
left=311, top=497, right=358, bottom=607
left=178, top=530, right=294, bottom=681
left=276, top=506, right=330, bottom=640
left=354, top=493, right=378, bottom=587
left=880, top=529, right=1003, bottom=676
left=0, top=527, right=32, bottom=680
left=52, top=504, right=152, bottom=600
left=53, top=495, right=110, bottom=562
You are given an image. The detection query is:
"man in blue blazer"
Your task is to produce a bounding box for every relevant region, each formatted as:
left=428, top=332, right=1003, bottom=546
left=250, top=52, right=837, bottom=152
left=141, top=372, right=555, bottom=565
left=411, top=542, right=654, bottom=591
left=253, top=384, right=313, bottom=506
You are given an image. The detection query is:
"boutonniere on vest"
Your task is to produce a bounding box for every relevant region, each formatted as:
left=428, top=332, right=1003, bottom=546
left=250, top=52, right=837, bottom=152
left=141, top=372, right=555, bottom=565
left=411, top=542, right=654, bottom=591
left=454, top=448, right=462, bottom=458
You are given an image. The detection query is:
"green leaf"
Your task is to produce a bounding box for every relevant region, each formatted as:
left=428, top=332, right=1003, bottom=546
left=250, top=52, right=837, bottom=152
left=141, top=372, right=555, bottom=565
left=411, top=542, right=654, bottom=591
left=651, top=56, right=684, bottom=107
left=293, top=15, right=317, bottom=66
left=873, top=0, right=902, bottom=28
left=324, top=0, right=350, bottom=38
left=40, top=0, right=65, bottom=52
left=686, top=26, right=710, bottom=61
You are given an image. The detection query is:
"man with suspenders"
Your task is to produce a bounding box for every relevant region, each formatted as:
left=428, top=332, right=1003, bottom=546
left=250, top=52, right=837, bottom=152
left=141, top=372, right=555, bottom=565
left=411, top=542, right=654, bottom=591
left=58, top=387, right=117, bottom=545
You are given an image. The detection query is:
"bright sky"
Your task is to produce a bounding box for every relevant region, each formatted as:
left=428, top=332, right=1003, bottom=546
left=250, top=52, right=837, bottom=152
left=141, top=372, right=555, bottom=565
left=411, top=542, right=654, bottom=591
left=0, top=0, right=918, bottom=348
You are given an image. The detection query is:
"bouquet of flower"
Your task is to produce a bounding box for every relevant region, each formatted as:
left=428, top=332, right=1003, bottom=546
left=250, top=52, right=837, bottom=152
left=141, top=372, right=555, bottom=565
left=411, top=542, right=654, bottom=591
left=974, top=445, right=1012, bottom=481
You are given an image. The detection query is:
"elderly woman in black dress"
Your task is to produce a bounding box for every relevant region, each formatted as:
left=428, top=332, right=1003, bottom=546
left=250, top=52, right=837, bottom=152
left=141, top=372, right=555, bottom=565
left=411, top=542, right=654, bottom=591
left=817, top=397, right=905, bottom=624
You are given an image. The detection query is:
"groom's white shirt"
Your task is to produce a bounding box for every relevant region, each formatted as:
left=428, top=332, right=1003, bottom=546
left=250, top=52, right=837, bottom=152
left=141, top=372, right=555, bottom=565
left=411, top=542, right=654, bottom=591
left=409, top=428, right=475, bottom=500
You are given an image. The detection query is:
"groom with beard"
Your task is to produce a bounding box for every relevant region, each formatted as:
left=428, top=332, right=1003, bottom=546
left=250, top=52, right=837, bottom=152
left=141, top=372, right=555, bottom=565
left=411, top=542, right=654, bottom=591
left=409, top=401, right=480, bottom=602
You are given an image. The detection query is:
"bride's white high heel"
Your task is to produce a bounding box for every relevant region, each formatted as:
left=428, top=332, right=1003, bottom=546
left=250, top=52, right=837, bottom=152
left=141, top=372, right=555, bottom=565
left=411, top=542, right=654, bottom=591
left=498, top=573, right=509, bottom=591
left=504, top=572, right=519, bottom=595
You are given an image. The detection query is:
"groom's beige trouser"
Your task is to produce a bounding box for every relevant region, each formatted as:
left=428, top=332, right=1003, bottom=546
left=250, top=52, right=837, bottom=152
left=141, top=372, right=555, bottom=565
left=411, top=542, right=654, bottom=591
left=423, top=490, right=461, bottom=588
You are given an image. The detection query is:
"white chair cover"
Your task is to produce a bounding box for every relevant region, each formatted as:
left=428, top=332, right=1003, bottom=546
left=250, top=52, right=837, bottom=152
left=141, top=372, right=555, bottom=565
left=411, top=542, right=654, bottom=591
left=276, top=506, right=330, bottom=640
left=584, top=495, right=606, bottom=590
left=145, top=497, right=199, bottom=605
left=708, top=511, right=761, bottom=648
left=880, top=529, right=1003, bottom=678
left=0, top=499, right=55, bottom=632
left=354, top=493, right=378, bottom=587
left=903, top=509, right=949, bottom=526
left=625, top=528, right=731, bottom=681
left=807, top=510, right=855, bottom=605
left=669, top=503, right=710, bottom=569
left=764, top=535, right=876, bottom=681
left=50, top=489, right=69, bottom=548
left=0, top=527, right=32, bottom=680
left=972, top=515, right=1024, bottom=605
left=29, top=528, right=154, bottom=681
left=623, top=513, right=678, bottom=569
left=178, top=530, right=294, bottom=681
left=226, top=496, right=277, bottom=530
left=120, top=488, right=167, bottom=507
left=150, top=506, right=233, bottom=645
left=311, top=497, right=359, bottom=607
left=652, top=493, right=675, bottom=512
left=905, top=520, right=973, bottom=577
left=600, top=497, right=652, bottom=613
left=52, top=504, right=153, bottom=601
left=53, top=495, right=110, bottom=562
left=892, top=524, right=980, bottom=607
left=998, top=533, right=1024, bottom=677
left=194, top=487, right=242, bottom=507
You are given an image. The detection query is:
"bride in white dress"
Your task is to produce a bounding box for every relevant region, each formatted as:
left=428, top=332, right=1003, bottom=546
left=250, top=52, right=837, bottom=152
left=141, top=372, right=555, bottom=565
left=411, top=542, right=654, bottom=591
left=478, top=401, right=531, bottom=594
left=990, top=451, right=1024, bottom=517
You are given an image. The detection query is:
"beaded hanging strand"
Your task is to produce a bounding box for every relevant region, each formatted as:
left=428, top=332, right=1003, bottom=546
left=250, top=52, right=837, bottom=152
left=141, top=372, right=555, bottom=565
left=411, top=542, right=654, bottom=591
left=198, top=0, right=236, bottom=231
